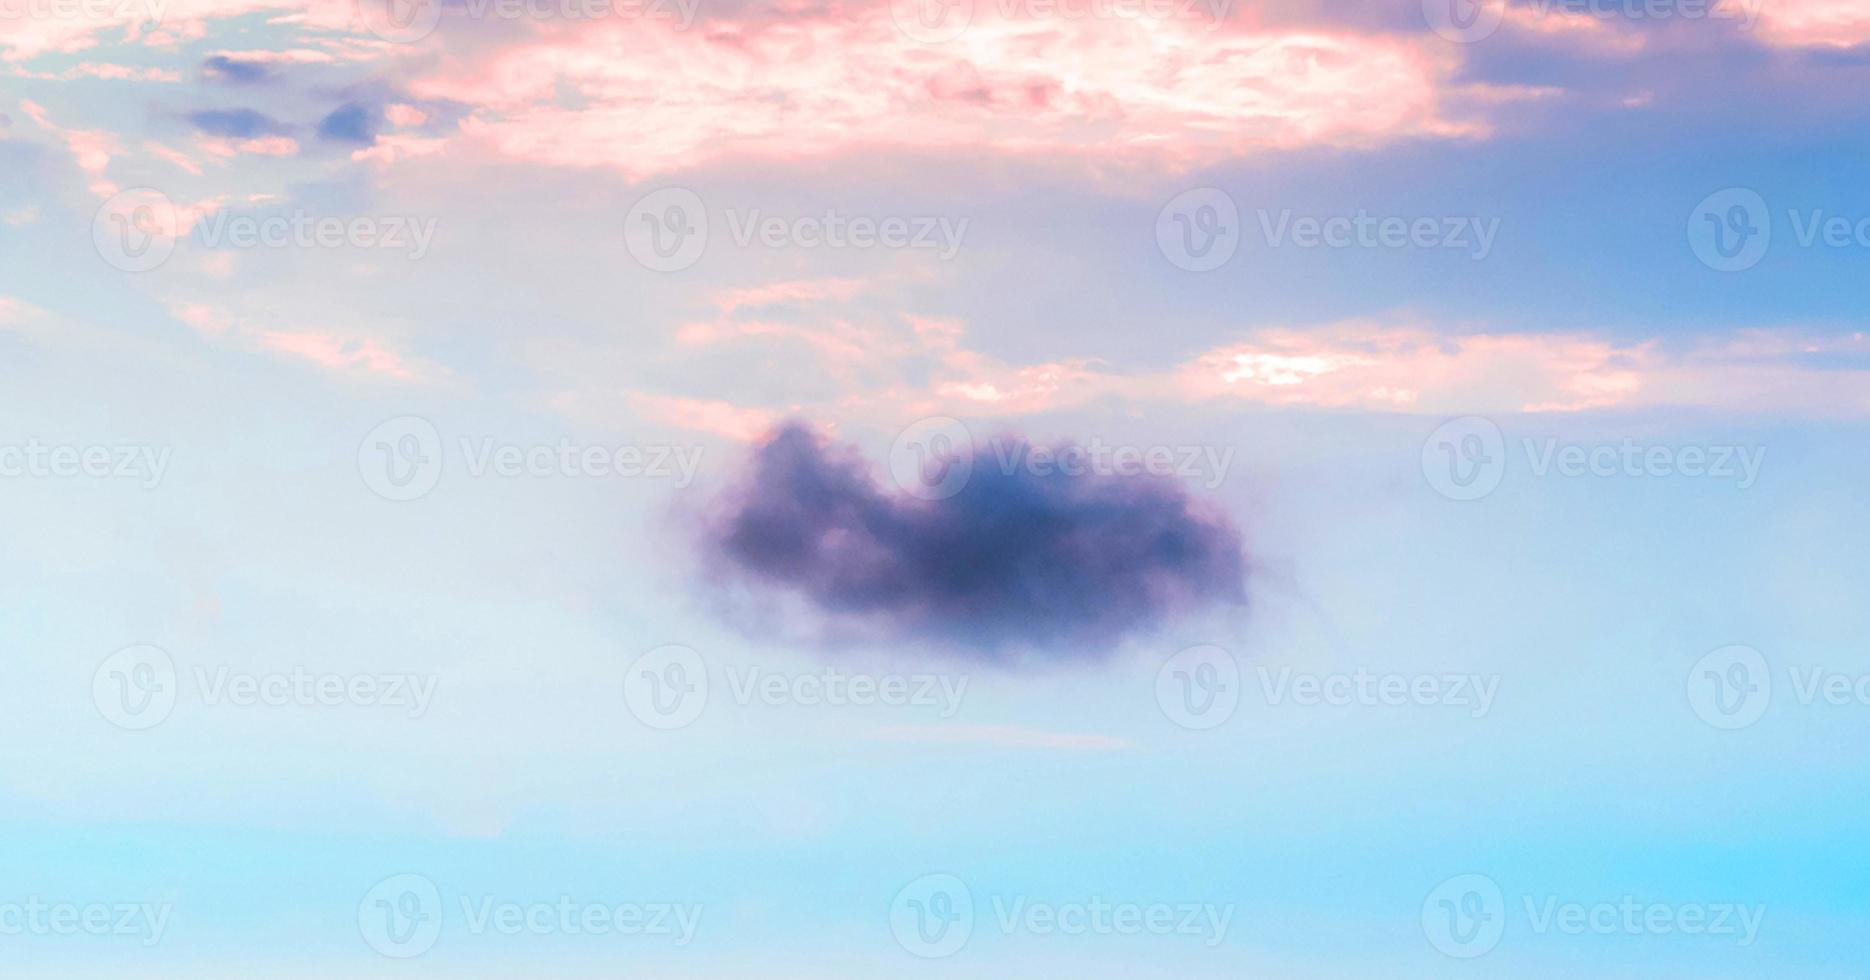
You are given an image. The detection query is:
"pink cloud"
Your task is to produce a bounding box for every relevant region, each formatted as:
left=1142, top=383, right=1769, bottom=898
left=617, top=272, right=1870, bottom=422
left=1175, top=324, right=1649, bottom=412
left=257, top=330, right=418, bottom=378
left=627, top=393, right=779, bottom=441
left=1174, top=324, right=1870, bottom=416
left=711, top=277, right=866, bottom=314
left=19, top=99, right=118, bottom=174
left=144, top=140, right=206, bottom=175
left=383, top=103, right=428, bottom=128
left=198, top=135, right=301, bottom=157
left=1501, top=3, right=1648, bottom=52
left=9, top=62, right=184, bottom=81
left=407, top=8, right=1518, bottom=178
left=350, top=134, right=448, bottom=165
left=166, top=300, right=430, bottom=381
left=1755, top=0, right=1870, bottom=48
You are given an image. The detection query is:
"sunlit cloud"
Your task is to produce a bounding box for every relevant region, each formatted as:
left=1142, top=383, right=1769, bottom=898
left=408, top=8, right=1520, bottom=178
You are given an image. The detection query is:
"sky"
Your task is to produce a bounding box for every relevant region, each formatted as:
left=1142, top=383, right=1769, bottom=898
left=4, top=0, right=1870, bottom=975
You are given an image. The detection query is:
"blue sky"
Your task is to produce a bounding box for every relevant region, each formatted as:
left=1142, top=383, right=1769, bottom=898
left=4, top=0, right=1870, bottom=974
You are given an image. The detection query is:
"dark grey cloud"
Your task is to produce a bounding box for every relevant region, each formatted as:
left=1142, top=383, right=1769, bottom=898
left=202, top=55, right=271, bottom=84
left=186, top=108, right=288, bottom=138
left=697, top=423, right=1246, bottom=660
left=317, top=104, right=377, bottom=145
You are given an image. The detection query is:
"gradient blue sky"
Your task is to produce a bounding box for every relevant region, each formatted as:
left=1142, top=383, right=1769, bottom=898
left=4, top=0, right=1870, bottom=975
